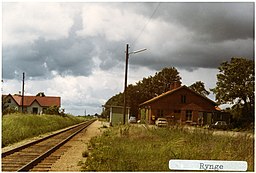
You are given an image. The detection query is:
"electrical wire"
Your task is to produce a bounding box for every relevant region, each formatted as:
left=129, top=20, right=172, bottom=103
left=132, top=2, right=161, bottom=47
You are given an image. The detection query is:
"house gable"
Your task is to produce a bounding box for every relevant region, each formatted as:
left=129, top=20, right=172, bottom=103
left=140, top=85, right=217, bottom=108
left=3, top=94, right=19, bottom=108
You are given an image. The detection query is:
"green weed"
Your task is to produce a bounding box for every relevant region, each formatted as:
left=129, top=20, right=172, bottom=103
left=82, top=125, right=254, bottom=171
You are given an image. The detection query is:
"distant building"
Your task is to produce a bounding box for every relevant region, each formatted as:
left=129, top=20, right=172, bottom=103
left=139, top=82, right=230, bottom=125
left=2, top=93, right=61, bottom=114
left=102, top=105, right=130, bottom=126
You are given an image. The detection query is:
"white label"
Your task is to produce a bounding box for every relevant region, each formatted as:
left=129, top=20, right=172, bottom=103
left=169, top=160, right=247, bottom=171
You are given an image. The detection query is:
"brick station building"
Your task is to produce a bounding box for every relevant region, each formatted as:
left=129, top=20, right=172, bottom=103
left=139, top=82, right=228, bottom=125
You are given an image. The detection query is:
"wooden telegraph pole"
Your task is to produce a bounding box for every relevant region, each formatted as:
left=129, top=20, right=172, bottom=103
left=123, top=44, right=129, bottom=124
left=21, top=72, right=25, bottom=113
left=123, top=44, right=146, bottom=124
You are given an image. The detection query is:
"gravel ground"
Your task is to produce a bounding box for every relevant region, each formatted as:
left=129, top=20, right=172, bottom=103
left=50, top=120, right=108, bottom=172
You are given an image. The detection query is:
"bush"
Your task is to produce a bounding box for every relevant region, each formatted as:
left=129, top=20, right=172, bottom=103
left=2, top=106, right=19, bottom=115
left=44, top=105, right=60, bottom=115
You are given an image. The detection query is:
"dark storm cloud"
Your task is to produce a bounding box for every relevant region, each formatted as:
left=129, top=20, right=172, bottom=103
left=139, top=2, right=254, bottom=42
left=33, top=37, right=95, bottom=76
left=132, top=38, right=253, bottom=71
left=90, top=37, right=125, bottom=71
left=3, top=38, right=95, bottom=79
left=3, top=12, right=95, bottom=79
left=129, top=2, right=254, bottom=71
left=3, top=2, right=254, bottom=80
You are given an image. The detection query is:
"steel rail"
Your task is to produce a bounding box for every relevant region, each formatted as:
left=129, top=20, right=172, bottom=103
left=2, top=120, right=93, bottom=157
left=17, top=119, right=95, bottom=171
left=2, top=119, right=96, bottom=172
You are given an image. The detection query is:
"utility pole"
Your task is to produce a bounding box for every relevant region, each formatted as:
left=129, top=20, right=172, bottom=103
left=123, top=44, right=129, bottom=124
left=21, top=72, right=25, bottom=113
left=123, top=44, right=146, bottom=125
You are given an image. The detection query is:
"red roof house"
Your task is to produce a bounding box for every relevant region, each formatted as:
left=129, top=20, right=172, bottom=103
left=3, top=93, right=61, bottom=114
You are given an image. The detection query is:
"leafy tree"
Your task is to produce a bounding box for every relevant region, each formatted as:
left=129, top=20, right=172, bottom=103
left=104, top=67, right=182, bottom=117
left=211, top=57, right=254, bottom=122
left=189, top=81, right=210, bottom=97
left=150, top=67, right=182, bottom=95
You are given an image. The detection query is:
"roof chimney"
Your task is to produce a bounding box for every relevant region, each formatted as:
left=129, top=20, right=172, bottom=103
left=170, top=81, right=181, bottom=90
left=36, top=92, right=45, bottom=97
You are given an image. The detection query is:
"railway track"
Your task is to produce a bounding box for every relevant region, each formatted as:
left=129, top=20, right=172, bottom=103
left=2, top=119, right=96, bottom=172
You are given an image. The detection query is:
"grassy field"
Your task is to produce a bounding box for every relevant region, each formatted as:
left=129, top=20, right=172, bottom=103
left=82, top=125, right=254, bottom=171
left=2, top=113, right=89, bottom=147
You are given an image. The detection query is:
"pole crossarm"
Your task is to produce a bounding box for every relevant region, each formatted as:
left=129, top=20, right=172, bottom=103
left=129, top=48, right=147, bottom=55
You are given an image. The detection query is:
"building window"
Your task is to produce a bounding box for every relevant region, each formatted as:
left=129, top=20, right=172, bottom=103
left=157, top=109, right=164, bottom=117
left=7, top=99, right=11, bottom=103
left=174, top=110, right=181, bottom=113
left=33, top=107, right=38, bottom=114
left=181, top=95, right=186, bottom=103
left=186, top=110, right=192, bottom=121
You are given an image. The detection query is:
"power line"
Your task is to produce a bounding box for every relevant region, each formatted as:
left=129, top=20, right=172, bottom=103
left=132, top=2, right=161, bottom=47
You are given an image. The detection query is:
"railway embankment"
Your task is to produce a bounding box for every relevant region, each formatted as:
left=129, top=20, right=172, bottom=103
left=2, top=120, right=96, bottom=171
left=2, top=113, right=91, bottom=148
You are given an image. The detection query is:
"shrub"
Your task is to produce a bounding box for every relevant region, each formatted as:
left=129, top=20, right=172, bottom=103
left=43, top=105, right=60, bottom=115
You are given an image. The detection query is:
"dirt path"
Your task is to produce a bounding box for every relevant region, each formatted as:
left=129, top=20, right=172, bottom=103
left=50, top=120, right=108, bottom=172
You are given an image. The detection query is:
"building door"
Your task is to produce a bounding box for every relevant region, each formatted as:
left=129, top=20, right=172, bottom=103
left=33, top=107, right=38, bottom=114
left=198, top=112, right=203, bottom=126
left=186, top=110, right=192, bottom=121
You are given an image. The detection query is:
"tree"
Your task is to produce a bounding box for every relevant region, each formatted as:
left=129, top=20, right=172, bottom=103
left=189, top=81, right=210, bottom=97
left=211, top=57, right=254, bottom=122
left=103, top=67, right=182, bottom=117
left=151, top=67, right=182, bottom=94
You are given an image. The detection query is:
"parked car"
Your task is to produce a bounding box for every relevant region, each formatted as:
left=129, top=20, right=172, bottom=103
left=209, top=121, right=229, bottom=130
left=155, top=118, right=168, bottom=127
left=128, top=116, right=137, bottom=124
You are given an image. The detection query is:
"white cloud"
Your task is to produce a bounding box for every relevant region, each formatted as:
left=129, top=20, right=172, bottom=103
left=178, top=67, right=219, bottom=101
left=78, top=4, right=147, bottom=42
left=3, top=3, right=74, bottom=46
left=2, top=67, right=126, bottom=115
left=135, top=18, right=195, bottom=57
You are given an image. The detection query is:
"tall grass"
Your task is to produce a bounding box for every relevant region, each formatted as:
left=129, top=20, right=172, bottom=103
left=2, top=113, right=87, bottom=147
left=82, top=125, right=254, bottom=171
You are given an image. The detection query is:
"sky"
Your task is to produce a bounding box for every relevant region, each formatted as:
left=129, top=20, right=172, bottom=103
left=2, top=2, right=254, bottom=115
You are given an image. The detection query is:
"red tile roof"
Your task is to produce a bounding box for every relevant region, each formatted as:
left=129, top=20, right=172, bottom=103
left=6, top=94, right=61, bottom=107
